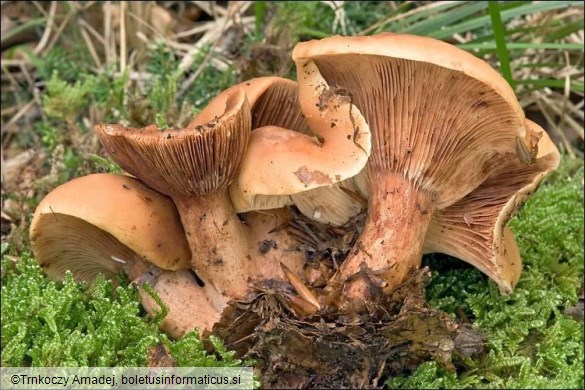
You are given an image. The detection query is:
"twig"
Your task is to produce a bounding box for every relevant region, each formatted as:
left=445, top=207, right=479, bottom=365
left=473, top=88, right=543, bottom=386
left=0, top=62, right=21, bottom=89
left=2, top=100, right=34, bottom=132
left=192, top=1, right=228, bottom=18
left=79, top=23, right=103, bottom=68
left=541, top=94, right=585, bottom=140
left=78, top=18, right=106, bottom=47
left=104, top=1, right=113, bottom=67
left=177, top=3, right=247, bottom=98
left=176, top=48, right=214, bottom=99
left=173, top=21, right=216, bottom=40
left=45, top=4, right=78, bottom=55
left=119, top=1, right=127, bottom=72
left=83, top=1, right=98, bottom=11
left=322, top=1, right=346, bottom=35
left=177, top=2, right=252, bottom=73
left=1, top=105, right=21, bottom=117
left=1, top=100, right=35, bottom=149
left=33, top=1, right=57, bottom=54
left=18, top=62, right=34, bottom=91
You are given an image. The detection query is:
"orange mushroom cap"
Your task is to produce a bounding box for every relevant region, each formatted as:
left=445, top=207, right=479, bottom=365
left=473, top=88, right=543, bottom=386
left=30, top=174, right=191, bottom=282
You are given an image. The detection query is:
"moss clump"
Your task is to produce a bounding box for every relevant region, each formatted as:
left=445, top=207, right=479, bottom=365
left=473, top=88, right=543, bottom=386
left=388, top=158, right=584, bottom=388
left=0, top=245, right=249, bottom=368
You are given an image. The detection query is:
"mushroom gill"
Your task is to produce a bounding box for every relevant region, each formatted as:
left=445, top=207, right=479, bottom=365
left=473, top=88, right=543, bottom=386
left=292, top=33, right=560, bottom=311
left=424, top=120, right=560, bottom=293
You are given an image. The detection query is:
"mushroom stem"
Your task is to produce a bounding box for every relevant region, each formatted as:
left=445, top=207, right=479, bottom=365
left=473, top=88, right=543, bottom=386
left=337, top=171, right=435, bottom=303
left=173, top=191, right=252, bottom=299
left=139, top=269, right=222, bottom=338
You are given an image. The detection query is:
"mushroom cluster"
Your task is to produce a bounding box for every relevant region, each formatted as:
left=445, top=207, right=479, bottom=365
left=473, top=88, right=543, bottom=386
left=31, top=33, right=559, bottom=338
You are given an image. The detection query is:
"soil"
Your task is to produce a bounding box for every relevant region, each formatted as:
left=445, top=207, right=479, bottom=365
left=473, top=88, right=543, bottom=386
left=213, top=267, right=484, bottom=389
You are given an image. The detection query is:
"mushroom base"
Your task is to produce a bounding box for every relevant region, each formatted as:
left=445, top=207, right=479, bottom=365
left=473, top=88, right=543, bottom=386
left=139, top=208, right=307, bottom=338
left=334, top=172, right=435, bottom=311
left=212, top=268, right=484, bottom=388
left=139, top=269, right=223, bottom=338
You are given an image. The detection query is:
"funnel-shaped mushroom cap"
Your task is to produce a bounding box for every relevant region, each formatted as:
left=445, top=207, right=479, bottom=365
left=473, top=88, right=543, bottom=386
left=206, top=76, right=309, bottom=133
left=229, top=70, right=371, bottom=213
left=424, top=120, right=561, bottom=292
left=30, top=174, right=191, bottom=282
left=293, top=33, right=534, bottom=208
left=95, top=88, right=251, bottom=198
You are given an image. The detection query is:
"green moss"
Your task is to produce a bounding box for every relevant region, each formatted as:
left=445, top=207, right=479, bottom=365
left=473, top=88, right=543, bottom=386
left=388, top=157, right=584, bottom=388
left=84, top=155, right=124, bottom=175
left=0, top=248, right=249, bottom=368
left=27, top=46, right=95, bottom=84
left=43, top=72, right=96, bottom=122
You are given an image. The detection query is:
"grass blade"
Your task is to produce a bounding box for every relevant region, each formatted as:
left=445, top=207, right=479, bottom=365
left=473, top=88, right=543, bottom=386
left=488, top=1, right=514, bottom=87
left=431, top=1, right=582, bottom=40
left=255, top=1, right=266, bottom=41
left=0, top=18, right=47, bottom=46
left=515, top=79, right=584, bottom=93
left=403, top=1, right=487, bottom=36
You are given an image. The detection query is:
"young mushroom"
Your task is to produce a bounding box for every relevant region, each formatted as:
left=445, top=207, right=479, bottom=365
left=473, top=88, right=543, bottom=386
left=226, top=75, right=371, bottom=226
left=29, top=173, right=191, bottom=282
left=292, top=33, right=558, bottom=310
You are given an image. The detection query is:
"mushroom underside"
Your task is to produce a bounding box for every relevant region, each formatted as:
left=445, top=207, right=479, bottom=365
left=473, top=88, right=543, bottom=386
left=31, top=213, right=151, bottom=282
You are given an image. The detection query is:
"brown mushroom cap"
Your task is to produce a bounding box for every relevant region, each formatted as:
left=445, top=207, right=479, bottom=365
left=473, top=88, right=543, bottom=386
left=229, top=67, right=371, bottom=213
left=424, top=120, right=561, bottom=292
left=29, top=174, right=191, bottom=282
left=95, top=87, right=250, bottom=198
left=293, top=33, right=534, bottom=209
